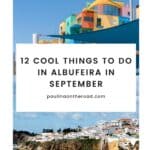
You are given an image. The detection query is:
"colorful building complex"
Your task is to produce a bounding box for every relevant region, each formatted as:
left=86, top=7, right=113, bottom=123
left=34, top=0, right=139, bottom=44
left=59, top=0, right=130, bottom=37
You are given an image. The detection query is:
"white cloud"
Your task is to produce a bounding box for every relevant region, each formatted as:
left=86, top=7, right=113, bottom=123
left=54, top=113, right=83, bottom=121
left=15, top=113, right=38, bottom=119
left=96, top=120, right=105, bottom=124
left=119, top=112, right=136, bottom=119
left=71, top=113, right=83, bottom=121
left=25, top=113, right=38, bottom=118
left=55, top=112, right=68, bottom=119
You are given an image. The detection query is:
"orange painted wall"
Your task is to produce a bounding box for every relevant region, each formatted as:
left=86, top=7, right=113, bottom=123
left=77, top=10, right=95, bottom=29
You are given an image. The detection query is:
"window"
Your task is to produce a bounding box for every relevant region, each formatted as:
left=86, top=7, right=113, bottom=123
left=84, top=16, right=94, bottom=22
left=128, top=12, right=130, bottom=16
left=97, top=18, right=101, bottom=27
left=103, top=5, right=120, bottom=16
left=77, top=18, right=82, bottom=24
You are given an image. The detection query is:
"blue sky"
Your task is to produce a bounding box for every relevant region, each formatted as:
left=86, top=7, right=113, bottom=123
left=14, top=0, right=139, bottom=133
left=14, top=112, right=138, bottom=133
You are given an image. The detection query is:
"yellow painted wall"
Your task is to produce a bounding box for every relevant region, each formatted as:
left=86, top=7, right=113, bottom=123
left=94, top=14, right=119, bottom=30
left=108, top=140, right=119, bottom=150
left=88, top=0, right=124, bottom=9
left=38, top=39, right=59, bottom=44
left=59, top=22, right=66, bottom=35
left=38, top=40, right=51, bottom=44
left=58, top=38, right=65, bottom=44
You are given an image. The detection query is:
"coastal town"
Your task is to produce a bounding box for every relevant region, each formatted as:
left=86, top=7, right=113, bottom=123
left=14, top=118, right=139, bottom=150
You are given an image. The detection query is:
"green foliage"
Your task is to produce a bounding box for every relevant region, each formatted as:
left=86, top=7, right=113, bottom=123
left=43, top=128, right=54, bottom=133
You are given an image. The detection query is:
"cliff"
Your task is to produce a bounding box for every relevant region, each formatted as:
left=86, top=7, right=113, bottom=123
left=16, top=139, right=101, bottom=150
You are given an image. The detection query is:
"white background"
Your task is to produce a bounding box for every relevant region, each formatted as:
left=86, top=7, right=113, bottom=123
left=0, top=0, right=13, bottom=149
left=16, top=44, right=136, bottom=112
left=0, top=0, right=150, bottom=149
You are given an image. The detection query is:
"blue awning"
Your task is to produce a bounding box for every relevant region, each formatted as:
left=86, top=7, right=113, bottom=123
left=48, top=20, right=139, bottom=50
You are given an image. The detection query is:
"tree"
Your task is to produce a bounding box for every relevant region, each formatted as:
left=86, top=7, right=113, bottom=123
left=43, top=129, right=54, bottom=133
left=57, top=128, right=62, bottom=133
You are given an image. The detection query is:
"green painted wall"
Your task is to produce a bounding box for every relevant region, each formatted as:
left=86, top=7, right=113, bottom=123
left=65, top=14, right=77, bottom=34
